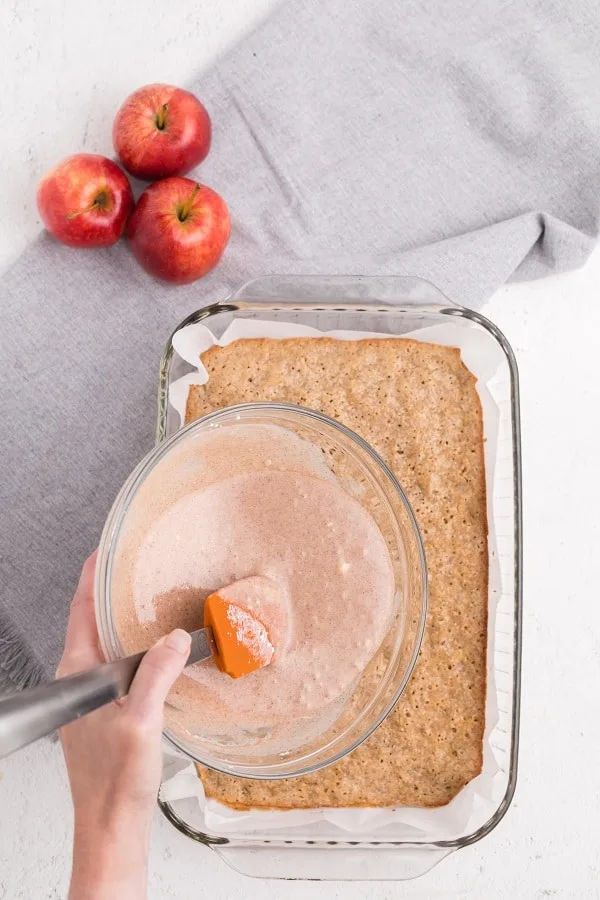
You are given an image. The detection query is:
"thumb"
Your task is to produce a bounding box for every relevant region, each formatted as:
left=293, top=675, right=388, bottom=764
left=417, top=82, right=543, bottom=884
left=125, top=629, right=191, bottom=723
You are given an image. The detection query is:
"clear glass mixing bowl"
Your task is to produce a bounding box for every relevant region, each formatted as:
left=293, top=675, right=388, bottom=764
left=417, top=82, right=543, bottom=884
left=95, top=402, right=427, bottom=779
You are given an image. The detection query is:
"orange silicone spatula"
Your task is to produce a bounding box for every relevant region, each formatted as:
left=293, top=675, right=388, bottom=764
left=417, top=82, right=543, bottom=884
left=204, top=591, right=275, bottom=678
left=0, top=596, right=275, bottom=760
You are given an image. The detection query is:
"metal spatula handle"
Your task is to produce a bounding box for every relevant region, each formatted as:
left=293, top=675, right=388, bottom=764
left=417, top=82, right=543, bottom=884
left=0, top=627, right=215, bottom=759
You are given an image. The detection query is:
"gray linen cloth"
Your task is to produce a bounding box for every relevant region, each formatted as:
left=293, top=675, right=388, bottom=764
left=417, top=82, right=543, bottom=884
left=2, top=0, right=600, bottom=691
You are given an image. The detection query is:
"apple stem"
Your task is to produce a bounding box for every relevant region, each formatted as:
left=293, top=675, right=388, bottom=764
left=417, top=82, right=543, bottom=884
left=177, top=183, right=202, bottom=222
left=155, top=103, right=168, bottom=130
left=65, top=193, right=107, bottom=221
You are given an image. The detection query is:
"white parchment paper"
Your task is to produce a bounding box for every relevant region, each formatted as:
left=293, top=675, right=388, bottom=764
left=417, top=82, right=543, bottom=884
left=159, top=317, right=504, bottom=842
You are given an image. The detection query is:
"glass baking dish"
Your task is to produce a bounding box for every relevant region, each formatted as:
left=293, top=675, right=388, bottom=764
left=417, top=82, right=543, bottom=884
left=155, top=275, right=522, bottom=882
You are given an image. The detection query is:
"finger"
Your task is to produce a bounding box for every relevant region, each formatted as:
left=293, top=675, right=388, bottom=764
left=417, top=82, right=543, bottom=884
left=125, top=629, right=191, bottom=723
left=59, top=551, right=102, bottom=673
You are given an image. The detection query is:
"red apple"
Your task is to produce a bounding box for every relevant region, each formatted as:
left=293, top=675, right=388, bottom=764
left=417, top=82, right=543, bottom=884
left=127, top=177, right=230, bottom=283
left=113, top=84, right=211, bottom=180
left=37, top=154, right=134, bottom=248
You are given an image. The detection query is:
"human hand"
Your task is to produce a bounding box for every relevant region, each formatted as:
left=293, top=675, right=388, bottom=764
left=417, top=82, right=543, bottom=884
left=58, top=553, right=191, bottom=900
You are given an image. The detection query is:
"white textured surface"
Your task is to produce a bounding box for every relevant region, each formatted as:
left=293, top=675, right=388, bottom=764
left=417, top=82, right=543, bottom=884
left=1, top=0, right=600, bottom=897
